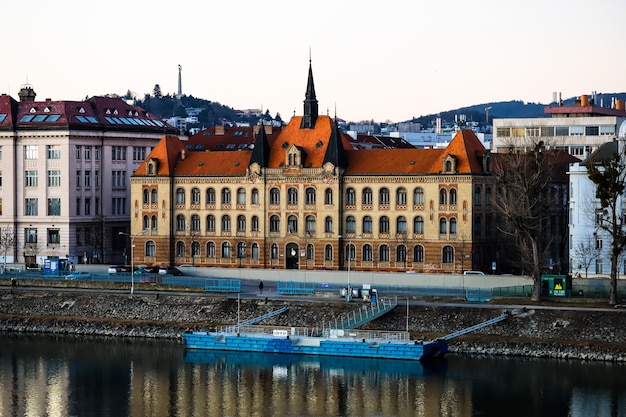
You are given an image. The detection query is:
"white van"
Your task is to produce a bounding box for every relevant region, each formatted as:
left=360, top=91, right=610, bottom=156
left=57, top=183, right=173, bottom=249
left=463, top=270, right=485, bottom=275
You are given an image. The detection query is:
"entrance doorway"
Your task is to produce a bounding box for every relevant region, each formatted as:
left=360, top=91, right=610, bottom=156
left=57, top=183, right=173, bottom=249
left=285, top=243, right=299, bottom=269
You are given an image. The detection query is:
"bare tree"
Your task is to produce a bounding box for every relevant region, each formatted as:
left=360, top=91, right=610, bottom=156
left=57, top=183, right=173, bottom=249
left=454, top=234, right=472, bottom=273
left=572, top=235, right=601, bottom=278
left=0, top=226, right=15, bottom=272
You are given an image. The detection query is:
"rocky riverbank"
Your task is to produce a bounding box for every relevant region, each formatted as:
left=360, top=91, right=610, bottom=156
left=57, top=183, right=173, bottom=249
left=2, top=288, right=626, bottom=362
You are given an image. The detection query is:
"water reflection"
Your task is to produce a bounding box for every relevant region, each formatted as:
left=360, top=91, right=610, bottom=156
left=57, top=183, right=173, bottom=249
left=1, top=335, right=626, bottom=417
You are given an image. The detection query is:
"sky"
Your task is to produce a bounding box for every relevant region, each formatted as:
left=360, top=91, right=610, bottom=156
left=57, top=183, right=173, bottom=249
left=3, top=0, right=625, bottom=123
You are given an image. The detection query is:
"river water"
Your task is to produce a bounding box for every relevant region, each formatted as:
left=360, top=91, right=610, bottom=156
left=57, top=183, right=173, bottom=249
left=1, top=335, right=625, bottom=417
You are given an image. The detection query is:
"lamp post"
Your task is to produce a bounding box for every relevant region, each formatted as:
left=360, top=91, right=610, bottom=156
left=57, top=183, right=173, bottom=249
left=119, top=232, right=134, bottom=294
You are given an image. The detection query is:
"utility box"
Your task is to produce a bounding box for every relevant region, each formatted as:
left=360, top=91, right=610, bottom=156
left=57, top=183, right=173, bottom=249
left=541, top=274, right=572, bottom=297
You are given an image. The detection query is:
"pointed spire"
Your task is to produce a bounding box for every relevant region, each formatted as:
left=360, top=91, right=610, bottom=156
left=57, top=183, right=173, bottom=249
left=323, top=119, right=348, bottom=168
left=300, top=57, right=319, bottom=129
left=249, top=123, right=270, bottom=167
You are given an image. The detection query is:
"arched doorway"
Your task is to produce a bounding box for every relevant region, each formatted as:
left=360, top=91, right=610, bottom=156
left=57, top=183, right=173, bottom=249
left=285, top=243, right=299, bottom=269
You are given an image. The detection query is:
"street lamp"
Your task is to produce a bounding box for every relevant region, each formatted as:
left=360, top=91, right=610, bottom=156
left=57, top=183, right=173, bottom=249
left=119, top=232, right=135, bottom=294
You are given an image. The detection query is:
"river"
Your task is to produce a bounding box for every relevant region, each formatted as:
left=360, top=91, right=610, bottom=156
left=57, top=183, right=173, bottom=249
left=1, top=334, right=625, bottom=417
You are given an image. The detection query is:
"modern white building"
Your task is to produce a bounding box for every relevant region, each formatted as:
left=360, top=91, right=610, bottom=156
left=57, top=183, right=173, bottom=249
left=0, top=85, right=179, bottom=268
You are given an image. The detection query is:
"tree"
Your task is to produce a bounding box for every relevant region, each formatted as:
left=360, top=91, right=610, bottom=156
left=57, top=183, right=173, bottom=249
left=153, top=84, right=162, bottom=98
left=572, top=235, right=601, bottom=278
left=586, top=141, right=626, bottom=305
left=0, top=226, right=15, bottom=272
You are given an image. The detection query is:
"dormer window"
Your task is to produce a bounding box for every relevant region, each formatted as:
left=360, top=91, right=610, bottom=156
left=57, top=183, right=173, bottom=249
left=442, top=155, right=457, bottom=174
left=287, top=145, right=302, bottom=167
left=113, top=109, right=118, bottom=115
left=29, top=107, right=37, bottom=113
left=44, top=106, right=51, bottom=113
left=78, top=107, right=85, bottom=113
left=146, top=158, right=159, bottom=176
left=106, top=109, right=112, bottom=115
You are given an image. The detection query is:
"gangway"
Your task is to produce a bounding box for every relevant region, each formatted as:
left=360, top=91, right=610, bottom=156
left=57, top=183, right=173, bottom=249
left=439, top=313, right=509, bottom=341
left=327, top=297, right=398, bottom=331
left=222, top=307, right=289, bottom=333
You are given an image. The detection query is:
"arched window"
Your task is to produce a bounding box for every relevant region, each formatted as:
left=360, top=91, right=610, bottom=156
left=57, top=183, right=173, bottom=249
left=270, top=188, right=280, bottom=205
left=251, top=188, right=259, bottom=205
left=413, top=187, right=424, bottom=205
left=237, top=215, right=246, bottom=232
left=221, top=188, right=231, bottom=205
left=305, top=187, right=316, bottom=205
left=271, top=243, right=279, bottom=259
left=306, top=243, right=314, bottom=260
left=449, top=188, right=457, bottom=205
left=486, top=187, right=492, bottom=205
left=237, top=242, right=246, bottom=258
left=363, top=244, right=373, bottom=261
left=305, top=215, right=316, bottom=234
left=270, top=215, right=280, bottom=232
left=206, top=215, right=216, bottom=232
left=414, top=245, right=424, bottom=262
left=191, top=214, right=200, bottom=231
left=221, top=215, right=231, bottom=232
left=443, top=245, right=454, bottom=263
left=325, top=244, right=333, bottom=260
left=206, top=242, right=216, bottom=258
left=474, top=215, right=482, bottom=235
left=176, top=188, right=185, bottom=205
left=288, top=187, right=298, bottom=205
left=287, top=215, right=298, bottom=233
left=346, top=188, right=356, bottom=205
left=325, top=216, right=333, bottom=233
left=379, top=245, right=389, bottom=262
left=346, top=216, right=356, bottom=233
left=325, top=188, right=333, bottom=205
left=363, top=216, right=373, bottom=233
left=221, top=242, right=231, bottom=258
left=439, top=218, right=447, bottom=234
left=379, top=188, right=390, bottom=205
left=396, top=188, right=407, bottom=205
left=362, top=188, right=373, bottom=205
left=151, top=189, right=157, bottom=204
left=251, top=243, right=259, bottom=259
left=396, top=216, right=407, bottom=234
left=251, top=216, right=259, bottom=232
left=191, top=188, right=200, bottom=204
left=151, top=215, right=157, bottom=230
left=176, top=214, right=185, bottom=231
left=414, top=216, right=424, bottom=234
left=346, top=242, right=355, bottom=261
left=237, top=188, right=246, bottom=205
left=142, top=215, right=149, bottom=231
left=379, top=216, right=390, bottom=234
left=439, top=188, right=447, bottom=205
left=450, top=217, right=457, bottom=234
left=145, top=241, right=155, bottom=257
left=176, top=241, right=185, bottom=257
left=143, top=189, right=149, bottom=204
left=206, top=188, right=216, bottom=205
left=396, top=245, right=406, bottom=263
left=474, top=186, right=481, bottom=205
left=191, top=241, right=200, bottom=257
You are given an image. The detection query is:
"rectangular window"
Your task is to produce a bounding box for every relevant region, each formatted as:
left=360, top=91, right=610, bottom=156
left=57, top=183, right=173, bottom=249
left=496, top=127, right=511, bottom=137
left=600, top=126, right=615, bottom=135
left=76, top=171, right=81, bottom=187
left=47, top=198, right=61, bottom=216
left=95, top=146, right=100, bottom=160
left=25, top=228, right=37, bottom=243
left=570, top=126, right=584, bottom=136
left=85, top=198, right=91, bottom=215
left=95, top=197, right=100, bottom=215
left=112, top=197, right=127, bottom=215
left=76, top=145, right=81, bottom=159
left=540, top=126, right=555, bottom=137
left=555, top=126, right=569, bottom=136
left=585, top=126, right=599, bottom=136
left=25, top=170, right=38, bottom=187
left=133, top=147, right=146, bottom=161
left=512, top=128, right=525, bottom=137
left=24, top=145, right=38, bottom=159
left=112, top=170, right=126, bottom=188
left=526, top=127, right=540, bottom=137
left=76, top=198, right=81, bottom=215
left=0, top=171, right=2, bottom=187
left=84, top=146, right=91, bottom=159
left=112, top=146, right=127, bottom=161
left=95, top=170, right=100, bottom=187
left=84, top=170, right=91, bottom=187
left=25, top=198, right=38, bottom=215
left=47, top=170, right=61, bottom=187
left=47, top=145, right=61, bottom=159
left=47, top=229, right=60, bottom=244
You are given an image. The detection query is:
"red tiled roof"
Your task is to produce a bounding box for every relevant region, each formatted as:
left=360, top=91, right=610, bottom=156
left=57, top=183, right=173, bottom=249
left=268, top=115, right=336, bottom=168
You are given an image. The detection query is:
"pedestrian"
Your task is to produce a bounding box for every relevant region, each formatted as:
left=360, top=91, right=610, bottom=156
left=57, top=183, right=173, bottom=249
left=259, top=281, right=264, bottom=294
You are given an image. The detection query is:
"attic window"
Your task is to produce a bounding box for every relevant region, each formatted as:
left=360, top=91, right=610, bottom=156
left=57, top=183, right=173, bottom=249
left=316, top=141, right=323, bottom=148
left=307, top=162, right=312, bottom=167
left=106, top=109, right=111, bottom=115
left=282, top=141, right=289, bottom=148
left=128, top=110, right=133, bottom=116
left=279, top=162, right=284, bottom=167
left=134, top=111, right=139, bottom=116
left=234, top=162, right=240, bottom=166
left=78, top=107, right=85, bottom=113
left=29, top=107, right=37, bottom=113
left=44, top=106, right=51, bottom=113
left=198, top=162, right=204, bottom=166
left=409, top=161, right=415, bottom=165
left=113, top=109, right=119, bottom=115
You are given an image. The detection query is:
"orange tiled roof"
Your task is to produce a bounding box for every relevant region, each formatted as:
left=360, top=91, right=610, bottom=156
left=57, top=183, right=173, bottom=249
left=268, top=115, right=335, bottom=168
left=135, top=136, right=184, bottom=176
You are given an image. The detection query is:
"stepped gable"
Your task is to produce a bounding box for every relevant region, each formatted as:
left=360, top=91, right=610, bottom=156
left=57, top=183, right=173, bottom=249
left=268, top=115, right=334, bottom=168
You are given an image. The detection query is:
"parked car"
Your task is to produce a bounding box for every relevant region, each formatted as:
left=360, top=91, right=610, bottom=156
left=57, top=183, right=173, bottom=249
left=25, top=263, right=40, bottom=271
left=107, top=265, right=133, bottom=274
left=463, top=270, right=485, bottom=275
left=158, top=266, right=183, bottom=276
left=140, top=266, right=160, bottom=274
left=64, top=272, right=91, bottom=280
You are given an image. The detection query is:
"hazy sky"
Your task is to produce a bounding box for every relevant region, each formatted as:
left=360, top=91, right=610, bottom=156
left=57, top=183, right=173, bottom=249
left=3, top=0, right=625, bottom=122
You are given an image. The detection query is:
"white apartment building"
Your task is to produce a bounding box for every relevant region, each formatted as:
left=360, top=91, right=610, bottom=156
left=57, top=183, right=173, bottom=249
left=0, top=85, right=179, bottom=267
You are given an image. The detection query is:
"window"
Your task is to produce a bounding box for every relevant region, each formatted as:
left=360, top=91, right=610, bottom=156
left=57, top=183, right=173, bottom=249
left=206, top=188, right=216, bottom=205
left=305, top=187, right=316, bottom=205
left=396, top=245, right=406, bottom=263
left=362, top=188, right=373, bottom=205
left=363, top=244, right=373, bottom=261
left=237, top=242, right=246, bottom=259
left=251, top=243, right=259, bottom=259
left=449, top=188, right=457, bottom=205
left=474, top=186, right=481, bottom=205
left=95, top=171, right=100, bottom=187
left=47, top=170, right=61, bottom=187
left=397, top=216, right=407, bottom=234
left=176, top=214, right=186, bottom=231
left=190, top=188, right=200, bottom=205
left=47, top=145, right=60, bottom=159
left=95, top=146, right=100, bottom=160
left=346, top=188, right=356, bottom=205
left=541, top=126, right=555, bottom=137
left=76, top=198, right=81, bottom=215
left=443, top=245, right=454, bottom=263
left=207, top=242, right=216, bottom=258
left=270, top=188, right=280, bottom=205
left=176, top=188, right=185, bottom=205
left=496, top=127, right=511, bottom=137
left=237, top=188, right=246, bottom=205
left=76, top=171, right=81, bottom=187
left=143, top=215, right=149, bottom=230
left=379, top=188, right=390, bottom=205
left=596, top=238, right=603, bottom=250
left=306, top=244, right=314, bottom=260
left=112, top=171, right=126, bottom=188
left=346, top=216, right=356, bottom=233
left=439, top=188, right=447, bottom=205
left=47, top=198, right=61, bottom=216
left=325, top=216, right=333, bottom=233
left=526, top=127, right=540, bottom=137
left=221, top=188, right=231, bottom=205
left=414, top=245, right=424, bottom=262
left=379, top=245, right=389, bottom=262
left=75, top=145, right=81, bottom=159
left=151, top=189, right=157, bottom=204
left=379, top=216, right=389, bottom=234
left=85, top=198, right=91, bottom=215
left=143, top=189, right=149, bottom=204
left=84, top=146, right=91, bottom=160
left=555, top=126, right=569, bottom=136
left=151, top=215, right=157, bottom=230
left=237, top=215, right=246, bottom=232
left=47, top=229, right=60, bottom=244
left=414, top=186, right=425, bottom=204
left=271, top=243, right=279, bottom=260
left=25, top=198, right=38, bottom=216
left=346, top=243, right=355, bottom=261
left=450, top=217, right=457, bottom=234
left=133, top=146, right=146, bottom=161
left=112, top=197, right=126, bottom=215
left=288, top=187, right=298, bottom=205
left=270, top=215, right=280, bottom=232
left=176, top=241, right=185, bottom=257
left=325, top=244, right=333, bottom=261
left=251, top=216, right=259, bottom=232
left=585, top=126, right=599, bottom=136
left=206, top=215, right=216, bottom=232
left=192, top=241, right=200, bottom=257
left=485, top=187, right=492, bottom=205
left=146, top=241, right=156, bottom=257
left=191, top=214, right=201, bottom=231
left=439, top=218, right=447, bottom=234
left=325, top=188, right=333, bottom=205
left=287, top=215, right=298, bottom=233
left=84, top=171, right=91, bottom=187
left=396, top=188, right=407, bottom=205
left=363, top=216, right=373, bottom=233
left=112, top=146, right=127, bottom=160
left=25, top=228, right=37, bottom=243
left=25, top=145, right=38, bottom=160
left=251, top=189, right=259, bottom=205
left=25, top=170, right=38, bottom=187
left=414, top=216, right=424, bottom=234
left=222, top=215, right=231, bottom=232
left=305, top=215, right=316, bottom=234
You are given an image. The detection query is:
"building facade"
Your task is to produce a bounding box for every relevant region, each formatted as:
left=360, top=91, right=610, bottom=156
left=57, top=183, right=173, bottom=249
left=0, top=86, right=179, bottom=267
left=130, top=64, right=500, bottom=273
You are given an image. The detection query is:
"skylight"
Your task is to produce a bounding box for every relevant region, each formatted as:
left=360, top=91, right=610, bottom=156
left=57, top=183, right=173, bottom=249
left=32, top=115, right=47, bottom=122
left=20, top=115, right=35, bottom=122
left=0, top=114, right=6, bottom=123
left=46, top=114, right=60, bottom=122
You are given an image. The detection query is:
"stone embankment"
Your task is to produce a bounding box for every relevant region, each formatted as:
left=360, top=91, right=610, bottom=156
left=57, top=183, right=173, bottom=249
left=2, top=287, right=626, bottom=362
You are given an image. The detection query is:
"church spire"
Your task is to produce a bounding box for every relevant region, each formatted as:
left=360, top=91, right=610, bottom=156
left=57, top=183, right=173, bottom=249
left=300, top=58, right=319, bottom=129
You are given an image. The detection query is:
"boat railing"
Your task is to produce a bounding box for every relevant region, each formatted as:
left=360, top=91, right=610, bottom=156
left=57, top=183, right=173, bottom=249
left=214, top=324, right=410, bottom=342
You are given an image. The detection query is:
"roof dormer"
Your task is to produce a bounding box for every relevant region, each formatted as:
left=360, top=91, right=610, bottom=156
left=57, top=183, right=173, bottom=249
left=442, top=154, right=457, bottom=174
left=146, top=158, right=159, bottom=176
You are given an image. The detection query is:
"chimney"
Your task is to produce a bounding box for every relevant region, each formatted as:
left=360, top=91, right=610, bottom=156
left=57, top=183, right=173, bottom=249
left=18, top=84, right=37, bottom=102
left=181, top=149, right=187, bottom=160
